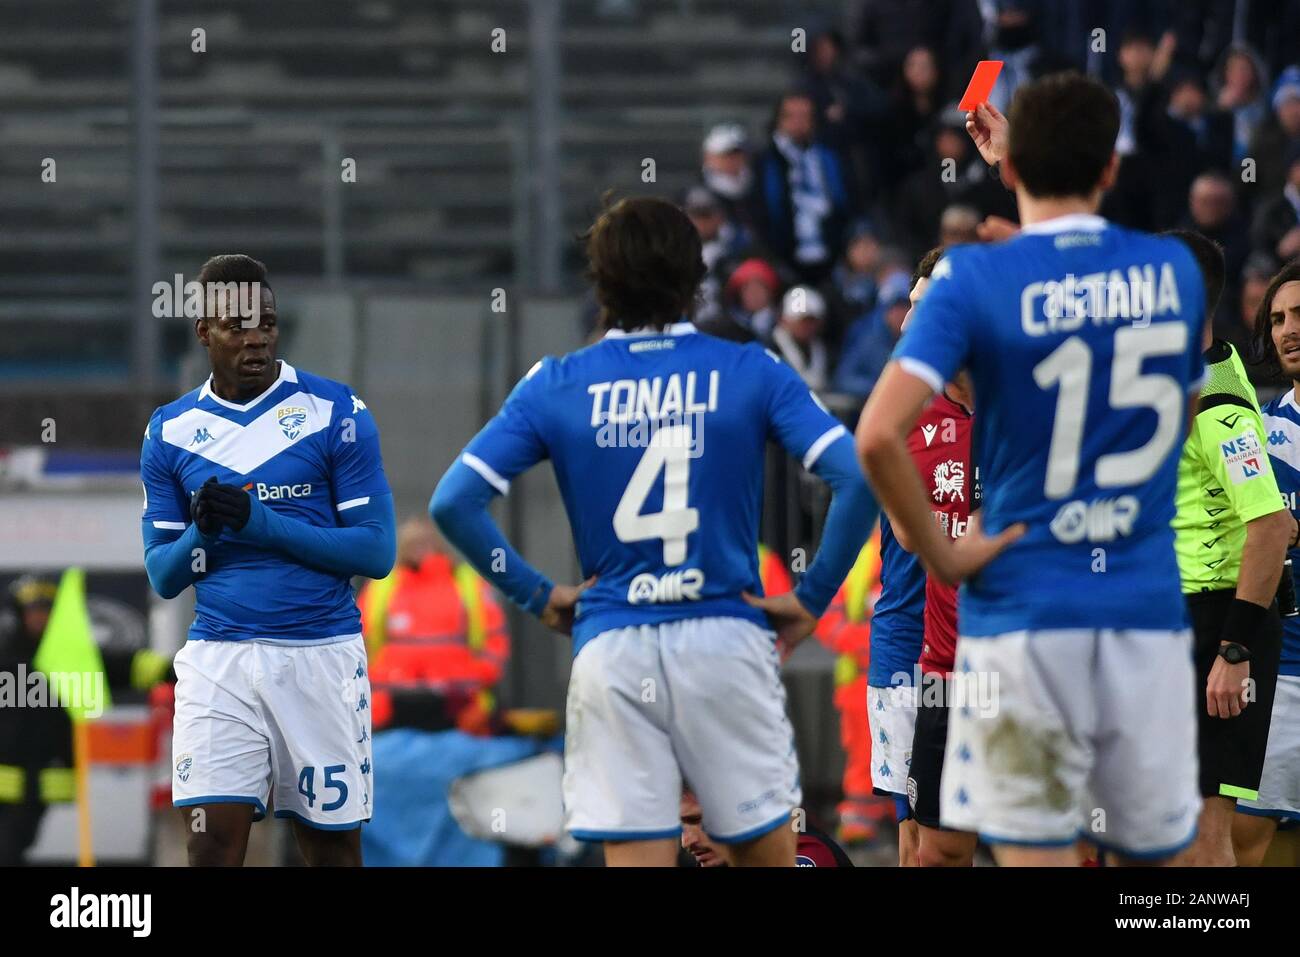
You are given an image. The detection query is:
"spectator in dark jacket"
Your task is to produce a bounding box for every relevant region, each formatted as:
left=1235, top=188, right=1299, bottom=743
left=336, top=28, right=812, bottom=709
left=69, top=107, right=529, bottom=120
left=1247, top=66, right=1300, bottom=197
left=803, top=27, right=891, bottom=203
left=751, top=91, right=854, bottom=285
left=1250, top=142, right=1300, bottom=266
left=831, top=270, right=911, bottom=400
left=1212, top=42, right=1271, bottom=165
left=887, top=45, right=946, bottom=183
left=1180, top=171, right=1249, bottom=333
left=847, top=0, right=983, bottom=94
left=685, top=186, right=750, bottom=327
left=894, top=106, right=1014, bottom=259
left=827, top=220, right=884, bottom=352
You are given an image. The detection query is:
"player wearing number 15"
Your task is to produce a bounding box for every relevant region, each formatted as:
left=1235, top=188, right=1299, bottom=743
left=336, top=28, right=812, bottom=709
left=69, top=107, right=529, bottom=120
left=431, top=197, right=878, bottom=866
left=858, top=73, right=1207, bottom=866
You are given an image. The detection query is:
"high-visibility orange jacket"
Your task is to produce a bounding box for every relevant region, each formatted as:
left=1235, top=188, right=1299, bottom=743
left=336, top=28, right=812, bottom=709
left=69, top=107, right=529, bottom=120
left=358, top=553, right=509, bottom=697
left=758, top=544, right=794, bottom=597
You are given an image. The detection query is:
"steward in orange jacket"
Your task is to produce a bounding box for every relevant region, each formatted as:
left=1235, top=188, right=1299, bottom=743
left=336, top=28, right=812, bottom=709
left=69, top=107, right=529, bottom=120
left=358, top=518, right=509, bottom=735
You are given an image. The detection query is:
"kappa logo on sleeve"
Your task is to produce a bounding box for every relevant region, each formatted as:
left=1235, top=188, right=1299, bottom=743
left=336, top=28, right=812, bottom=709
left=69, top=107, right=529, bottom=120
left=1221, top=428, right=1266, bottom=484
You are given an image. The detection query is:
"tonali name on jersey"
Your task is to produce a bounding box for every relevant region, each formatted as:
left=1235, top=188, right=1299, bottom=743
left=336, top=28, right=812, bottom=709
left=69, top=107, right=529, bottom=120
left=461, top=321, right=854, bottom=653
left=586, top=371, right=720, bottom=423
left=894, top=214, right=1206, bottom=636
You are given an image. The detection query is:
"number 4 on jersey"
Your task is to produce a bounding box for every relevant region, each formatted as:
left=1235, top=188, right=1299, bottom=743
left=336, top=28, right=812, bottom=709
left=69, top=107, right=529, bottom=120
left=613, top=425, right=700, bottom=566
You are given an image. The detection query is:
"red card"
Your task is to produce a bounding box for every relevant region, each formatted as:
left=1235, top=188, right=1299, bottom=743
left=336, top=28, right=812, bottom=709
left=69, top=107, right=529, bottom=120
left=959, top=60, right=1003, bottom=111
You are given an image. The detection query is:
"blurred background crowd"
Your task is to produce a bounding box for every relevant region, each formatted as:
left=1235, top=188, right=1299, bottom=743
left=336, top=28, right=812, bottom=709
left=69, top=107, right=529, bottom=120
left=639, top=0, right=1300, bottom=399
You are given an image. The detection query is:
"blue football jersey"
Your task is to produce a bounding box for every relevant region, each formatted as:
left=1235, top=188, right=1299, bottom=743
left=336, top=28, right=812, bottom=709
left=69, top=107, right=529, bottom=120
left=894, top=214, right=1205, bottom=635
left=867, top=515, right=925, bottom=686
left=461, top=321, right=852, bottom=650
left=140, top=360, right=391, bottom=642
left=1262, top=391, right=1300, bottom=677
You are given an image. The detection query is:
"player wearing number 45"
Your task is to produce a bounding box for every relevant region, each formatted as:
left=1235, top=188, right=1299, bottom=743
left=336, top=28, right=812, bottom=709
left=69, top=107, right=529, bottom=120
left=431, top=196, right=878, bottom=866
left=140, top=255, right=396, bottom=866
left=857, top=72, right=1208, bottom=867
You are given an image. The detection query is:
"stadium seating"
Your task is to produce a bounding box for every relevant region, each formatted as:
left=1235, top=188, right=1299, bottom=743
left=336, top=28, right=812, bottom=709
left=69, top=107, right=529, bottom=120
left=1, top=0, right=831, bottom=387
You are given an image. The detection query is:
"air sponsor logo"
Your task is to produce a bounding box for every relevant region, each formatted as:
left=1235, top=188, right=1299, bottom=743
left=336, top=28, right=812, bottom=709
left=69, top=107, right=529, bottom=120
left=1049, top=494, right=1140, bottom=544
left=627, top=567, right=705, bottom=604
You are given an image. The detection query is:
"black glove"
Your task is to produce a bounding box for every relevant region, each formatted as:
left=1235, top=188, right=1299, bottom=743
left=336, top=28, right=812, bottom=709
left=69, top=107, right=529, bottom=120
left=203, top=481, right=252, bottom=532
left=189, top=477, right=225, bottom=537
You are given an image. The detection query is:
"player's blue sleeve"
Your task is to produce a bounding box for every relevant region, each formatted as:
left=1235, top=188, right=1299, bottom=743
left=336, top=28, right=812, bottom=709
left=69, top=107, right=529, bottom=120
left=761, top=352, right=878, bottom=617
left=892, top=252, right=974, bottom=392
left=140, top=408, right=189, bottom=529
left=429, top=364, right=555, bottom=615
left=798, top=436, right=880, bottom=616
left=430, top=462, right=555, bottom=615
left=329, top=390, right=392, bottom=505
left=235, top=492, right=397, bottom=581
left=143, top=523, right=217, bottom=600
left=140, top=408, right=217, bottom=599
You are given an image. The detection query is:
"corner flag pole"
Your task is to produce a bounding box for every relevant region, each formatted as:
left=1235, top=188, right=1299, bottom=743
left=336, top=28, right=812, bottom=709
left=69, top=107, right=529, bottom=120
left=34, top=568, right=109, bottom=867
left=73, top=719, right=94, bottom=867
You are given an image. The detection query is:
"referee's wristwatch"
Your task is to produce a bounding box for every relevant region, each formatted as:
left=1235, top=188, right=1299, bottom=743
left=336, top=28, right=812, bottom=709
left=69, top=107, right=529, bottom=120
left=1218, top=641, right=1253, bottom=665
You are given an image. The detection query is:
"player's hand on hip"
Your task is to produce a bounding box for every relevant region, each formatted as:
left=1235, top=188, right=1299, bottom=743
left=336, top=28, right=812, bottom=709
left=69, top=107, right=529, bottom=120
left=1206, top=656, right=1249, bottom=718
left=965, top=102, right=1008, bottom=166
left=932, top=513, right=1026, bottom=586
left=541, top=576, right=597, bottom=635
left=742, top=590, right=817, bottom=654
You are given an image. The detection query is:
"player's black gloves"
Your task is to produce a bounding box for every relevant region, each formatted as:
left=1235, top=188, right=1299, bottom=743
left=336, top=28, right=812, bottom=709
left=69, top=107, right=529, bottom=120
left=190, top=476, right=226, bottom=537
left=203, top=481, right=252, bottom=532
left=190, top=476, right=252, bottom=534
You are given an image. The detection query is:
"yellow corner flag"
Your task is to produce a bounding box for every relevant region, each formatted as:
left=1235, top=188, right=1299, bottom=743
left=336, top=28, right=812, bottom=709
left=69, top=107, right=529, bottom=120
left=32, top=568, right=109, bottom=867
left=33, top=568, right=111, bottom=722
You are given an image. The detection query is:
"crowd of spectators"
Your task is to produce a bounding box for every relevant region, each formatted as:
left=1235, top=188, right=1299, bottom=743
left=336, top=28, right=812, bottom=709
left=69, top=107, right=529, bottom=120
left=678, top=1, right=1300, bottom=397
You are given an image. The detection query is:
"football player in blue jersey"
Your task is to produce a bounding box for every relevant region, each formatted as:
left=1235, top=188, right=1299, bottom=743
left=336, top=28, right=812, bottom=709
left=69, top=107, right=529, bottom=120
left=431, top=197, right=878, bottom=866
left=140, top=255, right=396, bottom=866
left=863, top=246, right=946, bottom=867
left=1236, top=259, right=1300, bottom=863
left=858, top=73, right=1208, bottom=866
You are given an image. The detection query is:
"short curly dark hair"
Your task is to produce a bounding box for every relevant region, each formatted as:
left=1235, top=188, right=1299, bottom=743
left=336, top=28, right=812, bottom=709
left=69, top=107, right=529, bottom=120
left=1008, top=72, right=1119, bottom=200
left=583, top=196, right=706, bottom=332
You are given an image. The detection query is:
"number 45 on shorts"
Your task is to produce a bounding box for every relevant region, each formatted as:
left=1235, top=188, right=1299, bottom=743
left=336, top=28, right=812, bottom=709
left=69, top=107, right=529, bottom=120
left=298, top=764, right=350, bottom=811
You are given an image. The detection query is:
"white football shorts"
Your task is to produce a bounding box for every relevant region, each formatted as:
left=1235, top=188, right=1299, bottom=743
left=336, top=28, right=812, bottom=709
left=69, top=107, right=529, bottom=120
left=172, top=635, right=373, bottom=830
left=563, top=616, right=800, bottom=844
left=866, top=682, right=918, bottom=797
left=939, top=628, right=1201, bottom=860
